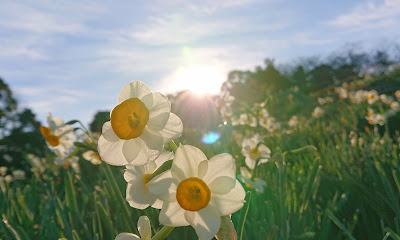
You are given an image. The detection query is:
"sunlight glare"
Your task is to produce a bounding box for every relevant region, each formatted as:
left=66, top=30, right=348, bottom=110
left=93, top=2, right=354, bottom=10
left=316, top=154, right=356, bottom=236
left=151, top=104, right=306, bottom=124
left=171, top=66, right=225, bottom=95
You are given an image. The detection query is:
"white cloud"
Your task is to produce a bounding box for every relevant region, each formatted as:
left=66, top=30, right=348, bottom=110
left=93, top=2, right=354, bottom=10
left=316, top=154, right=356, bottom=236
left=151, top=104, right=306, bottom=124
left=328, top=0, right=400, bottom=28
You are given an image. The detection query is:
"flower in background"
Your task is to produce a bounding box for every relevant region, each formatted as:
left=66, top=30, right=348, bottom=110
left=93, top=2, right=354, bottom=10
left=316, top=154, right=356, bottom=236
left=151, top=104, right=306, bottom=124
left=390, top=101, right=400, bottom=111
left=288, top=116, right=299, bottom=128
left=0, top=166, right=7, bottom=176
left=115, top=216, right=152, bottom=240
left=54, top=149, right=80, bottom=172
left=366, top=112, right=386, bottom=126
left=367, top=90, right=379, bottom=104
left=312, top=107, right=324, bottom=118
left=4, top=175, right=13, bottom=183
left=237, top=167, right=266, bottom=193
left=40, top=113, right=74, bottom=152
left=335, top=87, right=348, bottom=99
left=259, top=116, right=280, bottom=133
left=257, top=108, right=269, bottom=119
left=12, top=170, right=25, bottom=180
left=124, top=152, right=173, bottom=209
left=27, top=154, right=46, bottom=174
left=380, top=94, right=394, bottom=104
left=98, top=81, right=183, bottom=166
left=147, top=145, right=245, bottom=240
left=232, top=113, right=257, bottom=127
left=82, top=150, right=102, bottom=165
left=241, top=134, right=270, bottom=169
left=395, top=90, right=400, bottom=101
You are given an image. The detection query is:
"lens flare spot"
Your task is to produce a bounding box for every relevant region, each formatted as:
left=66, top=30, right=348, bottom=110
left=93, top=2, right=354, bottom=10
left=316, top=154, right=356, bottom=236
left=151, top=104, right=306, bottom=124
left=201, top=131, right=221, bottom=144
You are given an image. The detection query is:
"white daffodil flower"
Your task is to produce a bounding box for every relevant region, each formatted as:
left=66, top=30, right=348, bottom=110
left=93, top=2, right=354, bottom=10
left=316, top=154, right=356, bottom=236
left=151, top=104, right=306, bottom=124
left=115, top=216, right=152, bottom=240
left=124, top=152, right=174, bottom=209
left=12, top=170, right=25, bottom=180
left=312, top=107, right=324, bottom=118
left=0, top=166, right=7, bottom=176
left=237, top=167, right=266, bottom=193
left=54, top=149, right=80, bottom=172
left=147, top=145, right=245, bottom=240
left=40, top=113, right=74, bottom=152
left=82, top=150, right=102, bottom=165
left=241, top=134, right=270, bottom=169
left=98, top=81, right=183, bottom=166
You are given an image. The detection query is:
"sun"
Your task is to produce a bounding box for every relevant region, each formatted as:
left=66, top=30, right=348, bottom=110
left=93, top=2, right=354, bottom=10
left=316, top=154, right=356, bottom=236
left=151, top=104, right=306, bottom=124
left=170, top=65, right=226, bottom=95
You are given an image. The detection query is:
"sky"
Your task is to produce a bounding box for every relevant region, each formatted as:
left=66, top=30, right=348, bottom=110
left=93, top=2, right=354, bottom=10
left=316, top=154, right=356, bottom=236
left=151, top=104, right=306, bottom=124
left=1, top=0, right=400, bottom=126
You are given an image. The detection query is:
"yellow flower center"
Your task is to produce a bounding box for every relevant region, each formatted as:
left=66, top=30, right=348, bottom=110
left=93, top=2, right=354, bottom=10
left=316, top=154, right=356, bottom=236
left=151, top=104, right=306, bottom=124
left=40, top=126, right=60, bottom=147
left=142, top=173, right=152, bottom=190
left=111, top=98, right=149, bottom=140
left=176, top=177, right=211, bottom=211
left=250, top=148, right=260, bottom=158
left=368, top=95, right=375, bottom=100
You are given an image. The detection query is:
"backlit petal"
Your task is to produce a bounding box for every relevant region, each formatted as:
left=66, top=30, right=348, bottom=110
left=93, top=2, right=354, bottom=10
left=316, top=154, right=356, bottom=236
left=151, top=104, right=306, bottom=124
left=172, top=145, right=207, bottom=179
left=118, top=81, right=152, bottom=104
left=209, top=180, right=246, bottom=216
left=202, top=153, right=235, bottom=184
left=147, top=171, right=177, bottom=202
left=189, top=205, right=221, bottom=240
left=159, top=113, right=183, bottom=142
left=138, top=216, right=152, bottom=240
left=159, top=202, right=189, bottom=227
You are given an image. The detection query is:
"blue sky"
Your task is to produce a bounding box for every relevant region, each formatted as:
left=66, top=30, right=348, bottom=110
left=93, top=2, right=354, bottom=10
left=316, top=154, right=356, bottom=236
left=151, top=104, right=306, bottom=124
left=1, top=0, right=399, bottom=126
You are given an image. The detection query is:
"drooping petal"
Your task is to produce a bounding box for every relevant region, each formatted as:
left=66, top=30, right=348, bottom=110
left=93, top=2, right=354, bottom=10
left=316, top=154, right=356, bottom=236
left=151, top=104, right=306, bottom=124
left=126, top=182, right=156, bottom=209
left=159, top=113, right=183, bottom=142
left=137, top=216, right=152, bottom=240
left=208, top=176, right=236, bottom=195
left=209, top=180, right=246, bottom=216
left=122, top=138, right=145, bottom=164
left=202, top=153, right=235, bottom=184
left=118, top=81, right=152, bottom=104
left=245, top=157, right=256, bottom=170
left=114, top=233, right=140, bottom=240
left=141, top=92, right=171, bottom=119
left=140, top=127, right=164, bottom=151
left=98, top=132, right=127, bottom=166
left=159, top=202, right=189, bottom=227
left=172, top=145, right=207, bottom=179
left=147, top=170, right=178, bottom=203
left=187, top=205, right=221, bottom=240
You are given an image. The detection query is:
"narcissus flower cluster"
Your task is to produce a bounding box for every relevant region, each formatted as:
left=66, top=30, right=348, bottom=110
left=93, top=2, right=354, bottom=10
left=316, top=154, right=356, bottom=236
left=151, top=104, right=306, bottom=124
left=98, top=81, right=183, bottom=166
left=96, top=81, right=246, bottom=240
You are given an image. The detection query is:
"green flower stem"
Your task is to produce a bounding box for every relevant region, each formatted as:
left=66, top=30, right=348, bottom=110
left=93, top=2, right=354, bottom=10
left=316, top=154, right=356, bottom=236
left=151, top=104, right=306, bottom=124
left=168, top=141, right=178, bottom=152
left=152, top=226, right=174, bottom=240
left=147, top=160, right=172, bottom=182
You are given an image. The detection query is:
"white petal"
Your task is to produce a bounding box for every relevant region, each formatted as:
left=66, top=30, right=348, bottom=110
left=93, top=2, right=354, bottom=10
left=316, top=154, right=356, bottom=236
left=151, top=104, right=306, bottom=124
left=151, top=198, right=163, bottom=209
left=208, top=176, right=236, bottom=194
left=118, top=81, right=152, bottom=104
left=172, top=145, right=207, bottom=179
left=159, top=202, right=189, bottom=227
left=198, top=160, right=208, bottom=179
left=188, top=205, right=221, bottom=240
left=98, top=134, right=127, bottom=166
left=122, top=139, right=145, bottom=165
left=141, top=92, right=171, bottom=118
left=245, top=157, right=256, bottom=170
left=140, top=127, right=164, bottom=151
left=159, top=113, right=183, bottom=142
left=115, top=233, right=140, bottom=240
left=124, top=166, right=143, bottom=183
left=147, top=170, right=178, bottom=202
left=240, top=167, right=252, bottom=179
left=202, top=153, right=235, bottom=184
left=126, top=182, right=156, bottom=209
left=210, top=180, right=246, bottom=216
left=147, top=112, right=170, bottom=131
left=138, top=216, right=152, bottom=240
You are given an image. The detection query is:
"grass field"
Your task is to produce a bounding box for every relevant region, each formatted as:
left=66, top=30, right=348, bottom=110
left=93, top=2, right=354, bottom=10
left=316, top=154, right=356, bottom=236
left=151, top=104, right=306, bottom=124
left=1, top=74, right=400, bottom=240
